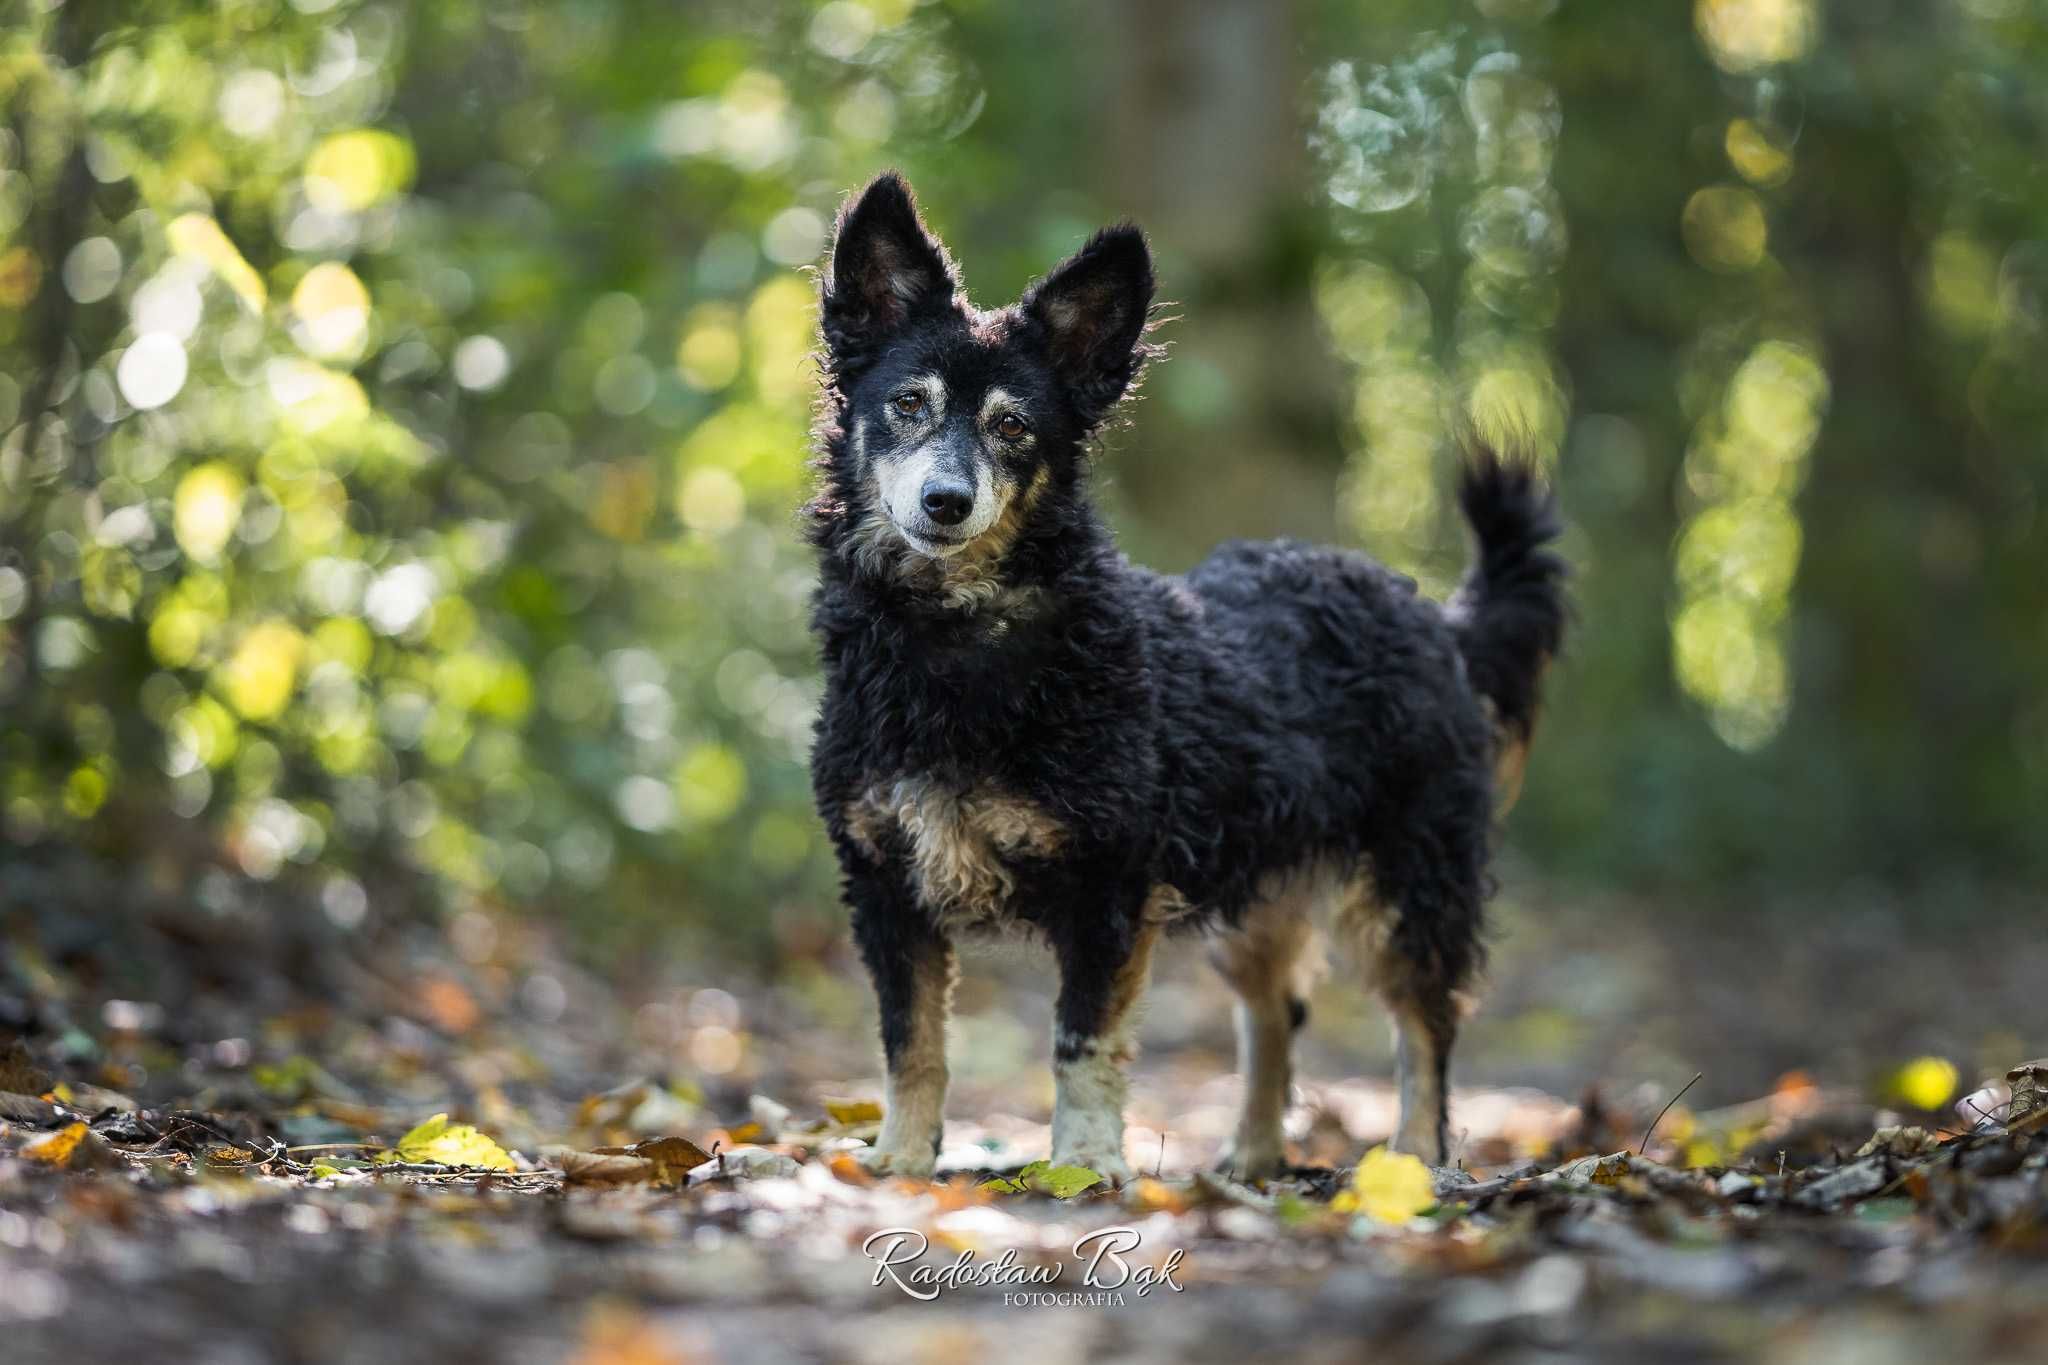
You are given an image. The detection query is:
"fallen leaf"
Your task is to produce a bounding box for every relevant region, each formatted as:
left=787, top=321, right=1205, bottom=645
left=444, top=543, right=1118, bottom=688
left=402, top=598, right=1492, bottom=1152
left=0, top=1091, right=58, bottom=1125
left=685, top=1147, right=796, bottom=1184
left=823, top=1097, right=882, bottom=1125
left=65, top=1083, right=139, bottom=1114
left=22, top=1122, right=89, bottom=1167
left=2006, top=1060, right=2045, bottom=1126
left=1011, top=1160, right=1102, bottom=1199
left=1855, top=1125, right=1941, bottom=1159
left=385, top=1113, right=517, bottom=1170
left=631, top=1136, right=711, bottom=1185
left=558, top=1150, right=656, bottom=1185
left=1338, top=1146, right=1437, bottom=1223
left=1554, top=1151, right=1634, bottom=1186
left=827, top=1151, right=872, bottom=1185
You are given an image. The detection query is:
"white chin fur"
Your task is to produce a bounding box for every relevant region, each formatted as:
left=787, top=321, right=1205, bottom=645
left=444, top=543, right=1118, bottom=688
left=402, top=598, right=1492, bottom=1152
left=898, top=527, right=970, bottom=558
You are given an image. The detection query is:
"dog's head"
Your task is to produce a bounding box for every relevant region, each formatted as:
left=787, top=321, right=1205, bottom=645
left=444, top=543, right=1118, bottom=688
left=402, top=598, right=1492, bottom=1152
left=815, top=172, right=1155, bottom=565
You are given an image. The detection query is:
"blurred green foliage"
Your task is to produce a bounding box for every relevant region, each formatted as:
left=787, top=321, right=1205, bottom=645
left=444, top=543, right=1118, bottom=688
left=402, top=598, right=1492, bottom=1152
left=1, top=0, right=2043, bottom=956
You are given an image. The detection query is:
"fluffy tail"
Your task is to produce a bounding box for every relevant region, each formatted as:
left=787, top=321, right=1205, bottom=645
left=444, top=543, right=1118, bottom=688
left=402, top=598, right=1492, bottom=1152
left=1450, top=450, right=1569, bottom=777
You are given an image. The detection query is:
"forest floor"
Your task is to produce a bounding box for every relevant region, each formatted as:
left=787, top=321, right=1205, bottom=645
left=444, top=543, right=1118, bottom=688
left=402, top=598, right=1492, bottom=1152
left=2, top=850, right=2045, bottom=1364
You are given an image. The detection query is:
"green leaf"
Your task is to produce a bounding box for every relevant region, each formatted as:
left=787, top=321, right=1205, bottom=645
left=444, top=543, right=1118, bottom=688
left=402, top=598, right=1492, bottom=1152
left=1026, top=1163, right=1103, bottom=1199
left=383, top=1112, right=517, bottom=1171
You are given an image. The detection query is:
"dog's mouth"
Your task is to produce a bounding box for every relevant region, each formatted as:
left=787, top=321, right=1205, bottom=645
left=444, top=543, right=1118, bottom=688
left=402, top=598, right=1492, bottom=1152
left=896, top=523, right=972, bottom=558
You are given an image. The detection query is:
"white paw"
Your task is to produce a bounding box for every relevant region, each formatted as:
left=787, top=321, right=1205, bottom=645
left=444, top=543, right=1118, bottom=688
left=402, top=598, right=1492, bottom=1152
left=1052, top=1148, right=1132, bottom=1186
left=856, top=1145, right=937, bottom=1179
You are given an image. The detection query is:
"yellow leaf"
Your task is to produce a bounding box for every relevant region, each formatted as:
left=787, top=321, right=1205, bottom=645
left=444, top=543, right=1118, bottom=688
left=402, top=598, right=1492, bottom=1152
left=23, top=1122, right=88, bottom=1167
left=389, top=1112, right=516, bottom=1170
left=1347, top=1146, right=1436, bottom=1224
left=823, top=1098, right=882, bottom=1125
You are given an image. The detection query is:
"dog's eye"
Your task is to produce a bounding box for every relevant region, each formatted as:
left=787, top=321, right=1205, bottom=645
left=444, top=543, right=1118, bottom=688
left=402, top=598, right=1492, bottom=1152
left=994, top=413, right=1028, bottom=440
left=892, top=392, right=925, bottom=416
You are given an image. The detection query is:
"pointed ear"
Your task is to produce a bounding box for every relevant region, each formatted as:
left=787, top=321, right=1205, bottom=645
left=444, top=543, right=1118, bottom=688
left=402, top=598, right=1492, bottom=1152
left=1021, top=224, right=1157, bottom=425
left=820, top=172, right=958, bottom=366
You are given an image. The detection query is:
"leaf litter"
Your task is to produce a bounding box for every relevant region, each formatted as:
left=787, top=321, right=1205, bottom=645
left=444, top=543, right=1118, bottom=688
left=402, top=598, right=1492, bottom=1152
left=3, top=879, right=2047, bottom=1363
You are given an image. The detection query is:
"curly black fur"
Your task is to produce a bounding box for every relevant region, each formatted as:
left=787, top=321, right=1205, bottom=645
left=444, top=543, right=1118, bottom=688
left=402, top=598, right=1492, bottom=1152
left=805, top=173, right=1568, bottom=1173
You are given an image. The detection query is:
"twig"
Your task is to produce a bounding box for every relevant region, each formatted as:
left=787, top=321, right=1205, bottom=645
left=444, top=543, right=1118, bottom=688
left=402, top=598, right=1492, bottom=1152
left=1638, top=1072, right=1704, bottom=1156
left=1155, top=1131, right=1167, bottom=1180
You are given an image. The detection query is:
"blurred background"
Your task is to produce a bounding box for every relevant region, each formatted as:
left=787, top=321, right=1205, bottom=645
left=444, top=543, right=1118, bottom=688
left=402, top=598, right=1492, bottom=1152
left=1, top=0, right=2044, bottom=1117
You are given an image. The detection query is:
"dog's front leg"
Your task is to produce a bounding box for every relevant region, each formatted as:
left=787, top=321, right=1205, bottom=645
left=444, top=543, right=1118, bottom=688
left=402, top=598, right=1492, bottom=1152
left=850, top=880, right=956, bottom=1178
left=1048, top=914, right=1159, bottom=1184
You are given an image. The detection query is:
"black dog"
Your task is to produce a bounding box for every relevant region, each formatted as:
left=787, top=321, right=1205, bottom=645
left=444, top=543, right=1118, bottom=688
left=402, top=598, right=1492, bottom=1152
left=805, top=173, right=1567, bottom=1181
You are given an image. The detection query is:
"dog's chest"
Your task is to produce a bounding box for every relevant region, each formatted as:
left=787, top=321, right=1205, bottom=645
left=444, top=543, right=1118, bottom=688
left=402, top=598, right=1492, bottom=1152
left=844, top=775, right=1066, bottom=929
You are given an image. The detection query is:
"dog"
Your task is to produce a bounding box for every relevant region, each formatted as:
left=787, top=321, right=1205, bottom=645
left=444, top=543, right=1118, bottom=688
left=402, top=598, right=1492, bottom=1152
left=804, top=172, right=1568, bottom=1181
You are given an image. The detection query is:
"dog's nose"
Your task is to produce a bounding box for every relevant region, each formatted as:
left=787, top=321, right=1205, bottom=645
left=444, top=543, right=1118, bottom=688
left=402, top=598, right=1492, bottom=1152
left=921, top=478, right=973, bottom=527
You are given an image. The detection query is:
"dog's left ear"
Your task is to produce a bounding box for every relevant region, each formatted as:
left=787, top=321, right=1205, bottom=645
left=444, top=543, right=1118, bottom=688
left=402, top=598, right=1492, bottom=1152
left=821, top=171, right=959, bottom=369
left=1022, top=225, right=1157, bottom=426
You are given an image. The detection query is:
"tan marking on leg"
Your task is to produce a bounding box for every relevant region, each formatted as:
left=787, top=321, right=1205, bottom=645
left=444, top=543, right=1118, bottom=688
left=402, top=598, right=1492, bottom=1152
left=862, top=940, right=957, bottom=1178
left=1050, top=919, right=1161, bottom=1183
left=1388, top=1002, right=1448, bottom=1165
left=1211, top=867, right=1332, bottom=1178
left=1336, top=882, right=1465, bottom=1168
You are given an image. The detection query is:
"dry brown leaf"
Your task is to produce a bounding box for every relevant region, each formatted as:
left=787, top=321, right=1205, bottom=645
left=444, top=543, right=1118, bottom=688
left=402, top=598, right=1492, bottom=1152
left=2005, top=1060, right=2046, bottom=1125
left=1855, top=1125, right=1942, bottom=1159
left=559, top=1149, right=657, bottom=1185
left=630, top=1136, right=711, bottom=1185
left=1554, top=1151, right=1634, bottom=1186
left=0, top=1091, right=58, bottom=1125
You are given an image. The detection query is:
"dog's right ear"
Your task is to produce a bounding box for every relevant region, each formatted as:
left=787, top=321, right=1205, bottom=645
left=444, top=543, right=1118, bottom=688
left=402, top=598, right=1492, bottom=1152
left=820, top=172, right=958, bottom=367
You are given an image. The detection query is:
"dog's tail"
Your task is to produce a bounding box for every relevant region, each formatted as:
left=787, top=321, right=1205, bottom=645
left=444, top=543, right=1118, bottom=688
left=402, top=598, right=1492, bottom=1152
left=1449, top=449, right=1569, bottom=810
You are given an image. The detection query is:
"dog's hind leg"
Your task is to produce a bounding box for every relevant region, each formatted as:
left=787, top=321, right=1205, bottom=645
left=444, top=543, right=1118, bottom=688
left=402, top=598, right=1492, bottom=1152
left=1048, top=910, right=1160, bottom=1185
left=1209, top=875, right=1325, bottom=1181
left=1338, top=844, right=1483, bottom=1169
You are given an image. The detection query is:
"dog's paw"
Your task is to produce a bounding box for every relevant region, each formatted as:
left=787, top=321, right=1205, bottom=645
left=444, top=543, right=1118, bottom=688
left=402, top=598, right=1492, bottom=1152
left=856, top=1145, right=938, bottom=1179
left=1051, top=1149, right=1132, bottom=1186
left=1210, top=1143, right=1290, bottom=1184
